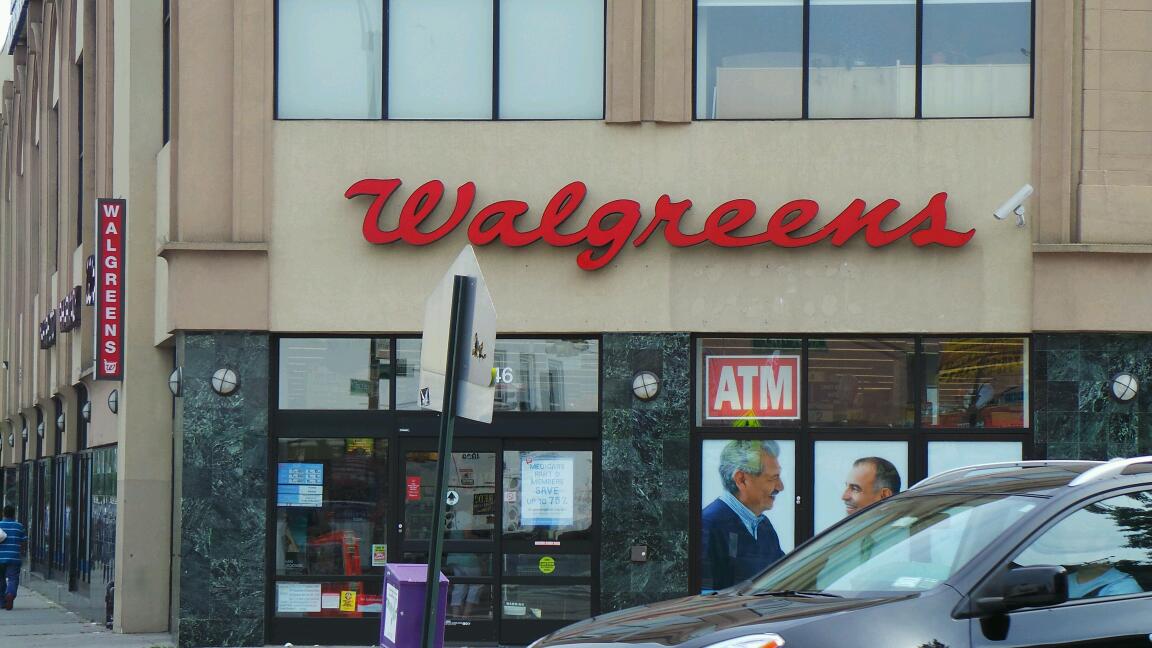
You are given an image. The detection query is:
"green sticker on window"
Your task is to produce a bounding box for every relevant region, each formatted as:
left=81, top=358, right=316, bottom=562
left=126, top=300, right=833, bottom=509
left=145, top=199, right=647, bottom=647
left=538, top=556, right=556, bottom=575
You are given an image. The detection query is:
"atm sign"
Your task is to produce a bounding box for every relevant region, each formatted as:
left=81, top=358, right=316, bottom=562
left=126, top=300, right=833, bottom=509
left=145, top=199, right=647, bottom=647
left=706, top=355, right=800, bottom=421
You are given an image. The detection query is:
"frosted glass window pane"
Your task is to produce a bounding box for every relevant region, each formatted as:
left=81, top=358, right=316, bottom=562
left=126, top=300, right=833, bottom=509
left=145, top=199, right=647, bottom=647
left=927, top=441, right=1022, bottom=477
left=499, top=0, right=604, bottom=119
left=389, top=0, right=493, bottom=119
left=277, top=0, right=383, bottom=119
left=696, top=0, right=802, bottom=119
left=922, top=0, right=1032, bottom=117
left=808, top=0, right=915, bottom=119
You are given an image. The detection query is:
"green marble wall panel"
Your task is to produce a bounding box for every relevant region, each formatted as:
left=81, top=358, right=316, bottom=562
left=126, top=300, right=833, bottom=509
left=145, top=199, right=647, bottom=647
left=1034, top=334, right=1152, bottom=461
left=176, top=333, right=269, bottom=648
left=600, top=333, right=691, bottom=611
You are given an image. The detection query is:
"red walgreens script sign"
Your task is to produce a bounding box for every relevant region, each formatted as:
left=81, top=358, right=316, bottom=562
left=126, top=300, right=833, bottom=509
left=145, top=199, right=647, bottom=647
left=706, top=355, right=800, bottom=420
left=406, top=476, right=421, bottom=501
left=345, top=179, right=975, bottom=271
left=96, top=199, right=125, bottom=380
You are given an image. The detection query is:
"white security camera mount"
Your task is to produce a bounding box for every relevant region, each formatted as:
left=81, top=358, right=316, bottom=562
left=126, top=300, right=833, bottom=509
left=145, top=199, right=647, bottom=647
left=993, top=184, right=1034, bottom=228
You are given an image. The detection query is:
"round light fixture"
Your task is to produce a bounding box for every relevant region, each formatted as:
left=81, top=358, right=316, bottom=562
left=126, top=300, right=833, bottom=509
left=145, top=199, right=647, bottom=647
left=168, top=367, right=183, bottom=397
left=631, top=371, right=661, bottom=401
left=1110, top=373, right=1139, bottom=402
left=211, top=368, right=240, bottom=396
left=81, top=401, right=92, bottom=422
left=36, top=421, right=45, bottom=438
left=57, top=413, right=65, bottom=432
left=6, top=431, right=13, bottom=447
left=21, top=423, right=28, bottom=441
left=108, top=389, right=119, bottom=414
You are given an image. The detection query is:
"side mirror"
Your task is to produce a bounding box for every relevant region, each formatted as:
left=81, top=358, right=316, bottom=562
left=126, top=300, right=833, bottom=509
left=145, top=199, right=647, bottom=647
left=970, top=566, right=1068, bottom=616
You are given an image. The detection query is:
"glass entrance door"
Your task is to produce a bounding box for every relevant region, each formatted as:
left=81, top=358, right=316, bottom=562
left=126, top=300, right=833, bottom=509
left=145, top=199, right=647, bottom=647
left=500, top=443, right=597, bottom=646
left=399, top=440, right=500, bottom=643
left=398, top=439, right=598, bottom=646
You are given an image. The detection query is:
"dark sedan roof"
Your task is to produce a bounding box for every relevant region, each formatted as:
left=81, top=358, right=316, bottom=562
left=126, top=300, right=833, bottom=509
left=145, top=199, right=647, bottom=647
left=907, top=462, right=1104, bottom=497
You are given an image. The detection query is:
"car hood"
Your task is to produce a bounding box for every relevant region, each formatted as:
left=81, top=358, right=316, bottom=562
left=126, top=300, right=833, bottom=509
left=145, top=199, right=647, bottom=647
left=535, top=591, right=895, bottom=647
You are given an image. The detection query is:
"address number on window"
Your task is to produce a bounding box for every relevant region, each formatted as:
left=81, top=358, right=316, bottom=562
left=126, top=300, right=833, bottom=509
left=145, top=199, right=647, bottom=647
left=494, top=367, right=515, bottom=384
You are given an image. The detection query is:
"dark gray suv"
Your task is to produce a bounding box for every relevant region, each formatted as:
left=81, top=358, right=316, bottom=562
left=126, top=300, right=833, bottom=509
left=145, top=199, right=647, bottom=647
left=530, top=457, right=1152, bottom=648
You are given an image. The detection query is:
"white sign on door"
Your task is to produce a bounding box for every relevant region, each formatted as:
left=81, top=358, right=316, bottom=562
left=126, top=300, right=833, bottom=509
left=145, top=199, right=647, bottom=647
left=521, top=457, right=574, bottom=526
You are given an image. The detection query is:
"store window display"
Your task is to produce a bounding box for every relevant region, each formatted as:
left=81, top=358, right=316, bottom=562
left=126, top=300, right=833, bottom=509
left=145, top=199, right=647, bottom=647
left=275, top=438, right=389, bottom=618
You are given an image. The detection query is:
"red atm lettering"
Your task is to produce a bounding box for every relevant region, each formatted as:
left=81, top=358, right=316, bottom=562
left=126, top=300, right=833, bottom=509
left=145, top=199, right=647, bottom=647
left=706, top=356, right=801, bottom=420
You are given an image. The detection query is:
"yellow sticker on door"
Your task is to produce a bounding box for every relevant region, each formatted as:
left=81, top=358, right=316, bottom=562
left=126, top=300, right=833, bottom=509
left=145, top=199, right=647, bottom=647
left=340, top=590, right=358, bottom=612
left=539, top=556, right=556, bottom=575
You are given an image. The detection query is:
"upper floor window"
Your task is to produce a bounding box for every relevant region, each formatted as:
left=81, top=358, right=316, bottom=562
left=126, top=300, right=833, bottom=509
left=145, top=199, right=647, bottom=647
left=695, top=0, right=1032, bottom=120
left=276, top=0, right=605, bottom=120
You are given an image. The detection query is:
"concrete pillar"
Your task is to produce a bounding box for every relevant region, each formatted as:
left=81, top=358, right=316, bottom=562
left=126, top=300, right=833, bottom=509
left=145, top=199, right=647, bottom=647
left=109, top=0, right=171, bottom=634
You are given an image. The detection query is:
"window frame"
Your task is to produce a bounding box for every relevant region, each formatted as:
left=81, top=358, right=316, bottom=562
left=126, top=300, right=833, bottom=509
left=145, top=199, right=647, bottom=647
left=692, top=0, right=1035, bottom=121
left=985, top=485, right=1152, bottom=609
left=688, top=333, right=1035, bottom=592
left=273, top=0, right=608, bottom=122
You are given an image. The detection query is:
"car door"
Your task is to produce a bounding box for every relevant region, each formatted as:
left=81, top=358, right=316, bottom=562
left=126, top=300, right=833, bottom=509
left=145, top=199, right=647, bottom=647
left=972, top=487, right=1152, bottom=647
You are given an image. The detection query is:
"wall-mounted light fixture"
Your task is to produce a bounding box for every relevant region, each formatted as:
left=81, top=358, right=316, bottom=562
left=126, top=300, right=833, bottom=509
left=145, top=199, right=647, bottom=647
left=108, top=389, right=119, bottom=414
left=632, top=371, right=661, bottom=401
left=6, top=431, right=13, bottom=448
left=1110, top=373, right=1139, bottom=403
left=57, top=413, right=66, bottom=433
left=21, top=422, right=28, bottom=441
left=81, top=401, right=92, bottom=422
left=1, top=360, right=8, bottom=370
left=211, top=368, right=240, bottom=396
left=168, top=367, right=183, bottom=397
left=36, top=421, right=45, bottom=438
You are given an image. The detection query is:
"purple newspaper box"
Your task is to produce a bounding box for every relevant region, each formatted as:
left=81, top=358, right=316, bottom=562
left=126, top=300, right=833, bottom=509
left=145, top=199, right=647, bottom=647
left=380, top=563, right=450, bottom=648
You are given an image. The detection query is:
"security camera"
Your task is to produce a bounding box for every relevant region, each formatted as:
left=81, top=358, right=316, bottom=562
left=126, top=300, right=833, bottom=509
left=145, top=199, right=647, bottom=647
left=993, top=184, right=1033, bottom=228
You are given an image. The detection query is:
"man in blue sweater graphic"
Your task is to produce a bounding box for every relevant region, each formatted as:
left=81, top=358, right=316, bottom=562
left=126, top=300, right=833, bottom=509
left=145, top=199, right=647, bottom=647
left=701, top=440, right=785, bottom=592
left=0, top=505, right=27, bottom=610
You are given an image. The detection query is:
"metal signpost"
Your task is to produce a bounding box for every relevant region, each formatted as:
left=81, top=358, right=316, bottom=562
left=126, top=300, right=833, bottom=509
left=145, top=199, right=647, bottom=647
left=417, top=246, right=497, bottom=648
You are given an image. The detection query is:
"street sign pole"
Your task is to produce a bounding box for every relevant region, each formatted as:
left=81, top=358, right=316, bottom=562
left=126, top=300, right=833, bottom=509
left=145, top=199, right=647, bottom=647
left=421, top=275, right=468, bottom=648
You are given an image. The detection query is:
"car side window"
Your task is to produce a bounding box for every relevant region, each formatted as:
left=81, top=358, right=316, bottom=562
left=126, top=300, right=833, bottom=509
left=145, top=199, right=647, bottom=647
left=1015, top=490, right=1152, bottom=600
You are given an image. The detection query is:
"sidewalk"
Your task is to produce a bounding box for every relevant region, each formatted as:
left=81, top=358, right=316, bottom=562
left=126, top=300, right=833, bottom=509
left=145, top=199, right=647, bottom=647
left=0, top=587, right=175, bottom=648
left=0, top=587, right=513, bottom=648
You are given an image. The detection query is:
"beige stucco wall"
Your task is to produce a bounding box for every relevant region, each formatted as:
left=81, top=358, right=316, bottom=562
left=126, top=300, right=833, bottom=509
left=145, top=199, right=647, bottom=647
left=268, top=119, right=1033, bottom=334
left=1035, top=250, right=1152, bottom=331
left=1028, top=1, right=1152, bottom=332
left=86, top=377, right=118, bottom=447
left=1079, top=1, right=1152, bottom=243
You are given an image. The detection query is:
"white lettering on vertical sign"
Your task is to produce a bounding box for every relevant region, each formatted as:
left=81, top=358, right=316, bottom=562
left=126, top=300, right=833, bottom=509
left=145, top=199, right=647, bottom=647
left=95, top=198, right=126, bottom=380
left=706, top=355, right=800, bottom=420
left=520, top=456, right=574, bottom=527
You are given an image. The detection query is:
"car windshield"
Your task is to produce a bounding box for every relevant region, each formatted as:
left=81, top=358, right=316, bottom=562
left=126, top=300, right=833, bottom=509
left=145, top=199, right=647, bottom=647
left=744, top=493, right=1042, bottom=597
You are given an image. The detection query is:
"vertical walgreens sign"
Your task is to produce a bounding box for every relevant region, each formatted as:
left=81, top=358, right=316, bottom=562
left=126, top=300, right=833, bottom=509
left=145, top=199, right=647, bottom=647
left=96, top=198, right=125, bottom=380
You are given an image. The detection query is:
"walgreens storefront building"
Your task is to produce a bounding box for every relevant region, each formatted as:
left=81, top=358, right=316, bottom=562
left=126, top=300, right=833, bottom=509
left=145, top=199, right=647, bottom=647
left=214, top=112, right=1037, bottom=646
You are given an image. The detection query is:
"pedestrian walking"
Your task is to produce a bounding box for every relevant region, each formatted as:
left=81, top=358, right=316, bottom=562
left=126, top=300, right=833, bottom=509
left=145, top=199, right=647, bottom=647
left=0, top=505, right=28, bottom=610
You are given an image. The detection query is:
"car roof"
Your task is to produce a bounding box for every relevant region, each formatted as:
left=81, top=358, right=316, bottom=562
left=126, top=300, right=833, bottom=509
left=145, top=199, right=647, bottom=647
left=907, top=458, right=1152, bottom=497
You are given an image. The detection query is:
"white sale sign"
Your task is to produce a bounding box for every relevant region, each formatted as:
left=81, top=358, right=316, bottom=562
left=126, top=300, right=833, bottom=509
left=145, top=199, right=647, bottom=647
left=521, top=457, right=574, bottom=526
